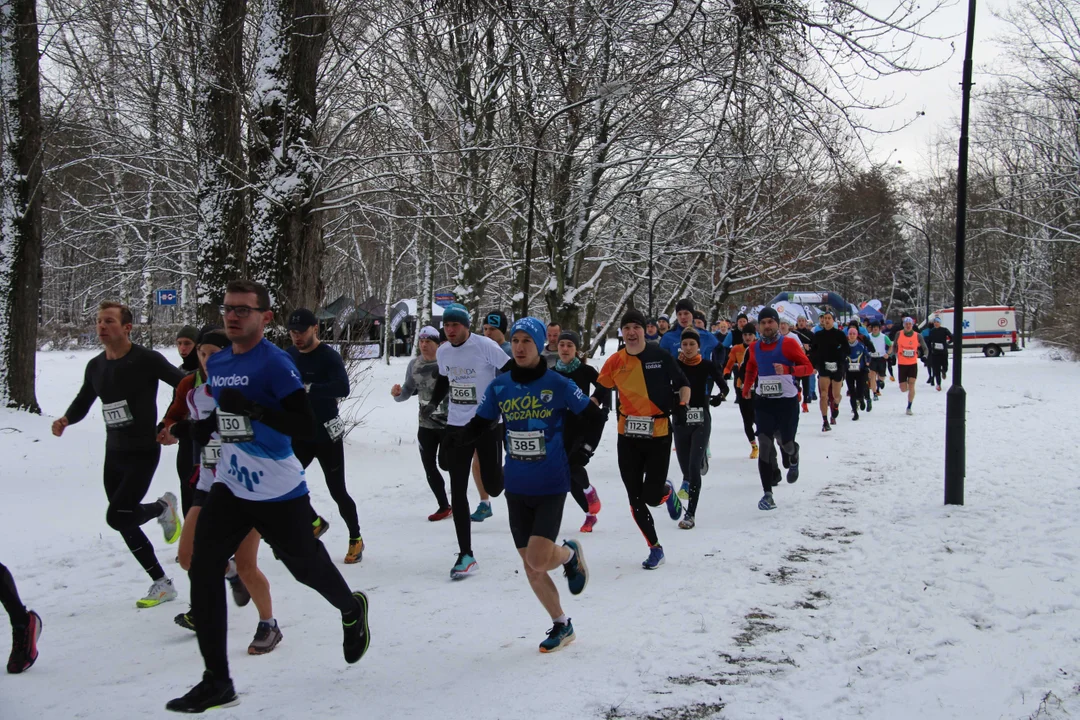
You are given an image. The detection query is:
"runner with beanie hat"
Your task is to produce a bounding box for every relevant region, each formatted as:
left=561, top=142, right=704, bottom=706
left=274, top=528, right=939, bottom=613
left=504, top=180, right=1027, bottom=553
left=661, top=299, right=718, bottom=361
left=482, top=310, right=512, bottom=357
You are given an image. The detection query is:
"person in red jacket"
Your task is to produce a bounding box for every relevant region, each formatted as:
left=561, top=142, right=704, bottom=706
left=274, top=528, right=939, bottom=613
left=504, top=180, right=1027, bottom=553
left=742, top=308, right=815, bottom=511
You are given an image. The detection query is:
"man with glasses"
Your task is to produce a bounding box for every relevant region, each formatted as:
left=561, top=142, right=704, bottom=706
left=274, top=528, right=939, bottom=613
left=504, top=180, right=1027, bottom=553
left=286, top=309, right=363, bottom=564
left=52, top=301, right=185, bottom=609
left=167, top=280, right=369, bottom=713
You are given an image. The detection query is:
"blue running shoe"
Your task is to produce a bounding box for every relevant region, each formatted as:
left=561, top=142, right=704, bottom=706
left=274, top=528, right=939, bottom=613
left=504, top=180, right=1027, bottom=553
left=451, top=552, right=478, bottom=580
left=787, top=464, right=799, bottom=484
left=758, top=492, right=776, bottom=511
left=665, top=481, right=682, bottom=520
left=539, top=620, right=575, bottom=653
left=562, top=540, right=588, bottom=596
left=677, top=481, right=690, bottom=502
left=470, top=502, right=493, bottom=522
left=641, top=545, right=665, bottom=570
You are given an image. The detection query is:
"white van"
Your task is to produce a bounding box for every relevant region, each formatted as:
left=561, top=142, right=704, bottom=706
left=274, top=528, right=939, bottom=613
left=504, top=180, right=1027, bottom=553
left=928, top=306, right=1019, bottom=357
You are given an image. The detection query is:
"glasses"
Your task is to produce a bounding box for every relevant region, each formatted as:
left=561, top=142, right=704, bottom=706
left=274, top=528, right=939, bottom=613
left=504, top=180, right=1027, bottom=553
left=220, top=305, right=267, bottom=318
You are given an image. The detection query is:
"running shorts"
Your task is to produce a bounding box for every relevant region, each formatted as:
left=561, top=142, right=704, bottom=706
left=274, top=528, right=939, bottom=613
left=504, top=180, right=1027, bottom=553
left=818, top=365, right=845, bottom=382
left=869, top=358, right=888, bottom=376
left=192, top=488, right=210, bottom=508
left=506, top=492, right=566, bottom=549
left=898, top=364, right=918, bottom=383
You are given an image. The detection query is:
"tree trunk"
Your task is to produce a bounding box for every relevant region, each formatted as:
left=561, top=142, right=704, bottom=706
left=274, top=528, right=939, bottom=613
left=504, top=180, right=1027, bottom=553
left=0, top=0, right=43, bottom=412
left=248, top=0, right=328, bottom=317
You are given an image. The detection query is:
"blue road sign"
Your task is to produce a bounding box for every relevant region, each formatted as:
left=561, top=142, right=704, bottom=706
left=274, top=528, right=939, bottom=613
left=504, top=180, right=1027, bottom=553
left=156, top=289, right=178, bottom=306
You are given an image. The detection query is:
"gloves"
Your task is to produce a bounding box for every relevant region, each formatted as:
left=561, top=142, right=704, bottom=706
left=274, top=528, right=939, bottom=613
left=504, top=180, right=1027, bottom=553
left=568, top=443, right=594, bottom=467
left=671, top=404, right=687, bottom=426
left=193, top=413, right=217, bottom=446
left=420, top=403, right=437, bottom=420
left=709, top=394, right=724, bottom=407
left=168, top=420, right=191, bottom=439
left=218, top=388, right=253, bottom=415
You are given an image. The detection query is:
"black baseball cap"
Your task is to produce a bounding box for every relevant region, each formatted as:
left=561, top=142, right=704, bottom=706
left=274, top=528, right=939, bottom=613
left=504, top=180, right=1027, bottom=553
left=287, top=308, right=318, bottom=331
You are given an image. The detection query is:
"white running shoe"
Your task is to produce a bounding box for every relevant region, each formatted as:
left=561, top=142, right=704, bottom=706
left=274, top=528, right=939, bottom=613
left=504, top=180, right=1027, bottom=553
left=137, top=577, right=177, bottom=608
left=158, top=492, right=182, bottom=545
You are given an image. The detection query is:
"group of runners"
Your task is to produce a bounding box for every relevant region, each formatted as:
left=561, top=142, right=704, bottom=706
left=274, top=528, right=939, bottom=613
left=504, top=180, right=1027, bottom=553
left=1, top=285, right=951, bottom=714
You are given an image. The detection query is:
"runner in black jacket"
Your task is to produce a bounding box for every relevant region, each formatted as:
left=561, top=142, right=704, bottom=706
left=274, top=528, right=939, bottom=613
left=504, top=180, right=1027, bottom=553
left=926, top=318, right=953, bottom=390
left=809, top=311, right=848, bottom=431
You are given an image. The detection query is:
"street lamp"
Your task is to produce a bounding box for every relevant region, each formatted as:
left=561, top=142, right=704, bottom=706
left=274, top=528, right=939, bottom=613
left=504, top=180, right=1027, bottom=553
left=894, top=215, right=933, bottom=321
left=944, top=0, right=978, bottom=507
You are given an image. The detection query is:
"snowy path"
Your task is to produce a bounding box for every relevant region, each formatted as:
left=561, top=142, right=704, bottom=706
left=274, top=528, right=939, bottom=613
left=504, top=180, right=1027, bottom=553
left=1, top=344, right=1078, bottom=719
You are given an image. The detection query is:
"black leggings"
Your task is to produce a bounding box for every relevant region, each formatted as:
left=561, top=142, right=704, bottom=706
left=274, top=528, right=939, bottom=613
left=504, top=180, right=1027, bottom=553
left=293, top=437, right=361, bottom=539
left=616, top=434, right=672, bottom=547
left=176, top=436, right=195, bottom=516
left=846, top=372, right=868, bottom=411
left=674, top=414, right=711, bottom=516
left=930, top=353, right=948, bottom=386
left=103, top=447, right=165, bottom=581
left=0, top=562, right=29, bottom=627
left=737, top=397, right=756, bottom=444
left=191, top=483, right=359, bottom=681
left=569, top=465, right=593, bottom=514
left=417, top=427, right=449, bottom=509
left=439, top=423, right=504, bottom=556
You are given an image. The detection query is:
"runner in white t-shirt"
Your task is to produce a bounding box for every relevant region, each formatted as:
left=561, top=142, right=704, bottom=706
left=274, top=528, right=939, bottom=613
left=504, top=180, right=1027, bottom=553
left=425, top=303, right=512, bottom=579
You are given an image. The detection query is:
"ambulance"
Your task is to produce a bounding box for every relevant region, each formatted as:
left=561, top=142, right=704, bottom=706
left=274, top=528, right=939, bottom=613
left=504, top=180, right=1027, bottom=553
left=927, top=306, right=1019, bottom=357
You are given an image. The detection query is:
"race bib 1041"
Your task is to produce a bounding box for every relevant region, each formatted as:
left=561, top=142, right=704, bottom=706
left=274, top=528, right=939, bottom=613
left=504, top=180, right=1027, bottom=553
left=758, top=379, right=783, bottom=398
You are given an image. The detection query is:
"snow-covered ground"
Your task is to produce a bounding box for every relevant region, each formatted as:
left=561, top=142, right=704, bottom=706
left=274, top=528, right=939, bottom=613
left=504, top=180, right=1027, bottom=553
left=2, top=342, right=1078, bottom=720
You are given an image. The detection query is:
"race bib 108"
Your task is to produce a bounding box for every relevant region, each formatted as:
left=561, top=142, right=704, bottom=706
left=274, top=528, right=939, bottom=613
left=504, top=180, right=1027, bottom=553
left=685, top=407, right=704, bottom=425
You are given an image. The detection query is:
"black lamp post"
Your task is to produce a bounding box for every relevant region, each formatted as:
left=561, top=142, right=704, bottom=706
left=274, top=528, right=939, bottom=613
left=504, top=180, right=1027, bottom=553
left=945, top=0, right=977, bottom=507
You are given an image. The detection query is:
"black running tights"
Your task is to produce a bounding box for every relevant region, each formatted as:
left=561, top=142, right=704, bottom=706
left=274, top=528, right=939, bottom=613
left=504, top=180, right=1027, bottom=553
left=0, top=562, right=28, bottom=627
left=103, top=447, right=166, bottom=581
left=737, top=397, right=756, bottom=444
left=293, top=437, right=361, bottom=539
left=674, top=415, right=710, bottom=517
left=439, top=423, right=504, bottom=556
left=191, top=484, right=359, bottom=681
left=417, top=427, right=449, bottom=509
left=616, top=434, right=672, bottom=547
left=569, top=464, right=592, bottom=514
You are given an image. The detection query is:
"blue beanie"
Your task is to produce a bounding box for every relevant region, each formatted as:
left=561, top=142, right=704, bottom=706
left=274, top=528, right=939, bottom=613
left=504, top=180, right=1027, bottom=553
left=509, top=317, right=547, bottom=353
left=442, top=302, right=471, bottom=326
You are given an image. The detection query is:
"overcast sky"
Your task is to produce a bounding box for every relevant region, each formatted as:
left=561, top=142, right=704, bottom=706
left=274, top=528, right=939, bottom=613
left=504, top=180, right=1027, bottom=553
left=863, top=0, right=1015, bottom=176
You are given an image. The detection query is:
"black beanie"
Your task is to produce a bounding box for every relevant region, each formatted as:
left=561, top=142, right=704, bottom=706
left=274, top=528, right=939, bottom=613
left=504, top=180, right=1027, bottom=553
left=675, top=298, right=695, bottom=314
left=680, top=327, right=700, bottom=345
left=757, top=307, right=780, bottom=324
left=558, top=330, right=580, bottom=349
left=621, top=308, right=647, bottom=329
left=177, top=325, right=198, bottom=342
left=742, top=322, right=757, bottom=337
left=692, top=309, right=706, bottom=323
left=197, top=325, right=230, bottom=349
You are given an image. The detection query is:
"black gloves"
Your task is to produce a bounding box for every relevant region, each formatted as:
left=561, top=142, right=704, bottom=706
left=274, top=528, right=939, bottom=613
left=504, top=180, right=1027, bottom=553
left=568, top=443, right=594, bottom=467
left=218, top=388, right=252, bottom=415
left=709, top=394, right=724, bottom=407
left=193, top=414, right=217, bottom=446
left=671, top=404, right=687, bottom=426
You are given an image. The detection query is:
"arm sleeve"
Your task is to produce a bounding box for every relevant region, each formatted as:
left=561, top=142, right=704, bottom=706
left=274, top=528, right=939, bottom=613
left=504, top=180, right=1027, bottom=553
left=63, top=362, right=98, bottom=424
left=307, top=350, right=350, bottom=399
left=396, top=359, right=418, bottom=402
left=742, top=345, right=758, bottom=399
left=253, top=388, right=316, bottom=439
left=781, top=337, right=815, bottom=378
left=724, top=347, right=738, bottom=375
left=664, top=352, right=689, bottom=390
left=163, top=375, right=195, bottom=427
left=152, top=351, right=185, bottom=388
left=919, top=335, right=930, bottom=355
left=429, top=372, right=449, bottom=407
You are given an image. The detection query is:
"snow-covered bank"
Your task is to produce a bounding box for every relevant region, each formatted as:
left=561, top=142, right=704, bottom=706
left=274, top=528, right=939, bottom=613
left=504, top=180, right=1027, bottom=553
left=1, top=344, right=1077, bottom=720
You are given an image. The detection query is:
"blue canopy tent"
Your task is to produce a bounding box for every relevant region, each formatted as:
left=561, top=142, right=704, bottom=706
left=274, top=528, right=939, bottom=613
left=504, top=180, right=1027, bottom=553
left=858, top=305, right=885, bottom=324
left=768, top=291, right=852, bottom=320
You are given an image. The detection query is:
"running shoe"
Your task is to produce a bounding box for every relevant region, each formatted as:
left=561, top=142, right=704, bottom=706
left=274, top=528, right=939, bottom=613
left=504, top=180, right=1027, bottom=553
left=312, top=516, right=330, bottom=539
left=678, top=514, right=695, bottom=530
left=174, top=611, right=195, bottom=631
left=830, top=409, right=838, bottom=425
left=137, top=578, right=177, bottom=608
left=801, top=402, right=809, bottom=413
left=470, top=502, right=493, bottom=522
left=758, top=492, right=777, bottom=511
left=641, top=545, right=665, bottom=570
left=157, top=492, right=182, bottom=545
left=750, top=443, right=759, bottom=459
left=787, top=464, right=799, bottom=484
left=342, top=591, right=370, bottom=664
left=866, top=397, right=873, bottom=412
left=858, top=398, right=866, bottom=410
left=822, top=420, right=831, bottom=433
left=7, top=610, right=41, bottom=674
left=584, top=487, right=601, bottom=515
left=227, top=570, right=251, bottom=608
left=852, top=411, right=859, bottom=421
left=562, top=540, right=588, bottom=595
left=677, top=481, right=690, bottom=502
left=451, top=552, right=478, bottom=580
left=664, top=481, right=682, bottom=520
left=580, top=514, right=597, bottom=533
left=248, top=621, right=283, bottom=655
left=345, top=537, right=364, bottom=564
left=428, top=506, right=452, bottom=522
left=166, top=672, right=238, bottom=713
left=937, top=385, right=942, bottom=392
left=539, top=620, right=575, bottom=653
left=906, top=407, right=914, bottom=416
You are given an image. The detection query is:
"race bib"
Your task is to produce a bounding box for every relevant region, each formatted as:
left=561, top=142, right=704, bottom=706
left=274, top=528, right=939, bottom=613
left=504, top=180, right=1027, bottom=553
left=324, top=416, right=346, bottom=441
left=934, top=343, right=944, bottom=351
left=848, top=360, right=861, bottom=372
left=625, top=415, right=655, bottom=437
left=101, top=400, right=134, bottom=429
left=217, top=412, right=254, bottom=443
left=201, top=439, right=222, bottom=469
left=870, top=351, right=881, bottom=358
left=449, top=383, right=477, bottom=405
left=824, top=362, right=838, bottom=372
left=507, top=430, right=546, bottom=461
left=902, top=349, right=915, bottom=358
left=685, top=407, right=704, bottom=425
left=758, top=379, right=783, bottom=398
